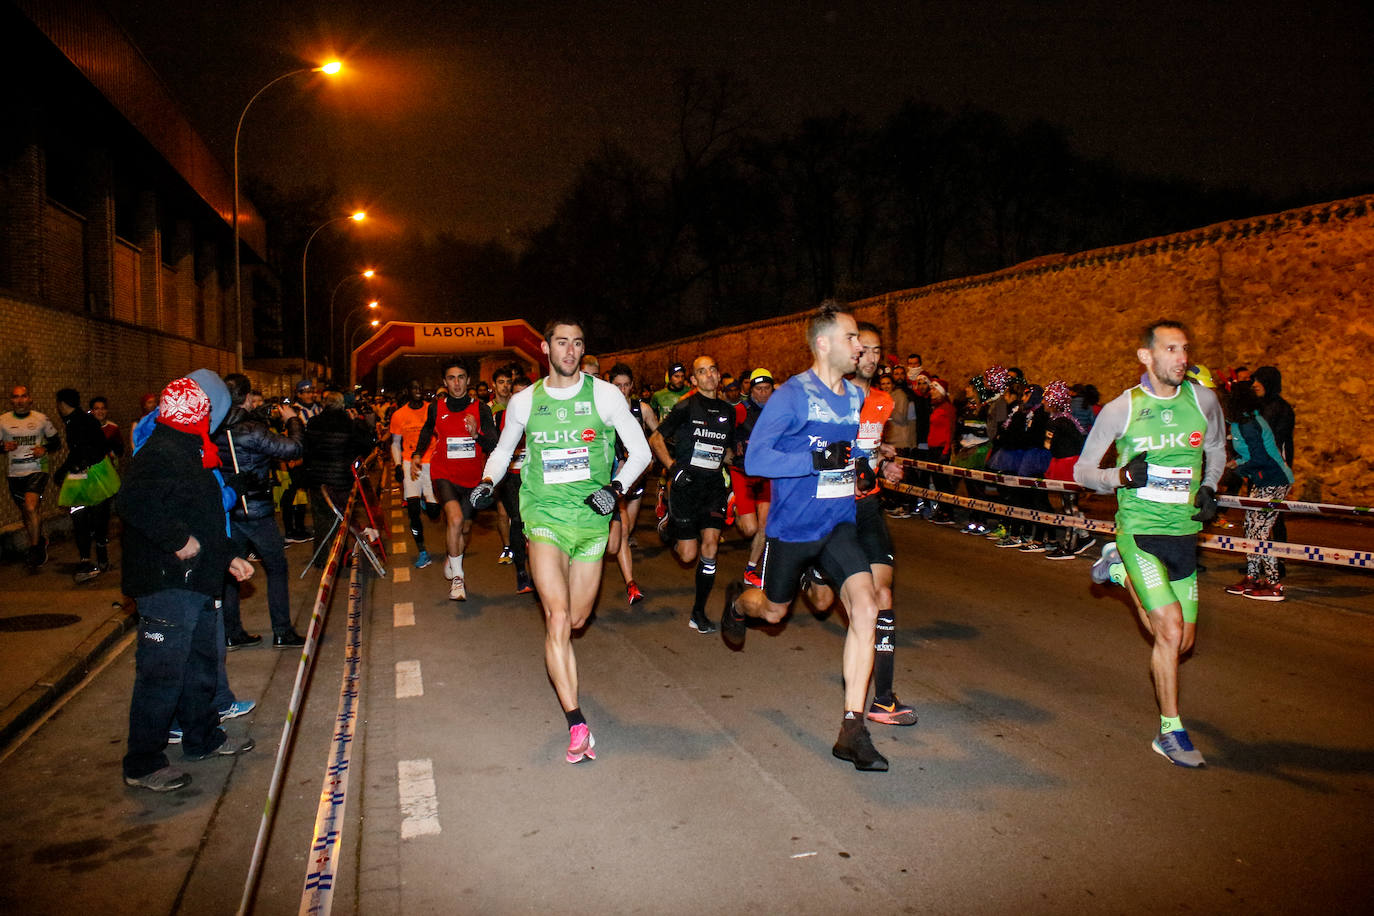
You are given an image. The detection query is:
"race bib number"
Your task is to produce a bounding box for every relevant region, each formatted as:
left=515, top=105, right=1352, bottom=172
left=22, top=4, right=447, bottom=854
left=1139, top=462, right=1193, bottom=504
left=510, top=448, right=526, bottom=472
left=816, top=462, right=856, bottom=499
left=690, top=441, right=725, bottom=470
left=445, top=436, right=476, bottom=460
left=856, top=421, right=883, bottom=453
left=542, top=446, right=590, bottom=484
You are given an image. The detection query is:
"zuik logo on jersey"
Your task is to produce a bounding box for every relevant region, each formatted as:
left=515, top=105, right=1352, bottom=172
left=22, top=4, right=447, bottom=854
left=1132, top=432, right=1200, bottom=451
left=532, top=428, right=595, bottom=446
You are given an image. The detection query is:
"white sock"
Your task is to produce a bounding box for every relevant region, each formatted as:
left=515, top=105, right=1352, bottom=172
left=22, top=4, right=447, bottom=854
left=445, top=554, right=465, bottom=579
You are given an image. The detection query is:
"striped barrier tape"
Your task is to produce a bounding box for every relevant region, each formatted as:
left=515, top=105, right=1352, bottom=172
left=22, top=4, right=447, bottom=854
left=893, top=457, right=1374, bottom=517
left=238, top=464, right=375, bottom=916
left=301, top=555, right=364, bottom=916
left=881, top=481, right=1374, bottom=570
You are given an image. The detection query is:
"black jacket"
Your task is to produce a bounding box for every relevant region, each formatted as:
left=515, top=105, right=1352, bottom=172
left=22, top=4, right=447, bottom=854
left=304, top=408, right=376, bottom=489
left=115, top=424, right=234, bottom=598
left=1252, top=366, right=1295, bottom=466
left=212, top=406, right=305, bottom=520
left=58, top=409, right=108, bottom=477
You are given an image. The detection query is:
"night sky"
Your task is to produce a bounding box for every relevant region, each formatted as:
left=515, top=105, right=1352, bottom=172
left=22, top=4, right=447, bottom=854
left=105, top=0, right=1373, bottom=244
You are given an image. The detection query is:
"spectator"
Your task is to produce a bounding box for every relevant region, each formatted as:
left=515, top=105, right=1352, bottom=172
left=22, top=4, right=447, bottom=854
left=214, top=373, right=308, bottom=649
left=1223, top=381, right=1294, bottom=601
left=54, top=388, right=118, bottom=582
left=1252, top=366, right=1295, bottom=562
left=1041, top=380, right=1094, bottom=559
left=117, top=370, right=255, bottom=792
left=924, top=378, right=958, bottom=522
left=882, top=368, right=915, bottom=518
left=304, top=389, right=376, bottom=564
left=89, top=396, right=125, bottom=463
left=279, top=380, right=319, bottom=543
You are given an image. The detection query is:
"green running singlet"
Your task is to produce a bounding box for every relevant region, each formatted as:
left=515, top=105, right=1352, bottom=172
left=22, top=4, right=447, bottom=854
left=520, top=376, right=618, bottom=560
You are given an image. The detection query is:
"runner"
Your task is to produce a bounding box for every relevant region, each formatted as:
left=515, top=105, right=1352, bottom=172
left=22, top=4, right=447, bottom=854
left=718, top=301, right=891, bottom=772
left=412, top=359, right=498, bottom=600
left=2, top=385, right=61, bottom=571
left=649, top=355, right=736, bottom=634
left=798, top=322, right=916, bottom=727
left=493, top=373, right=534, bottom=594
left=490, top=365, right=517, bottom=566
left=473, top=318, right=651, bottom=763
left=650, top=362, right=690, bottom=422
left=608, top=363, right=657, bottom=606
left=1074, top=320, right=1225, bottom=768
left=729, top=368, right=775, bottom=588
left=388, top=379, right=441, bottom=568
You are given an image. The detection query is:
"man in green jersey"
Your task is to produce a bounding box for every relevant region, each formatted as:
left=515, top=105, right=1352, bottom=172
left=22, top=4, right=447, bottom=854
left=650, top=363, right=690, bottom=422
left=474, top=318, right=651, bottom=764
left=1075, top=320, right=1225, bottom=768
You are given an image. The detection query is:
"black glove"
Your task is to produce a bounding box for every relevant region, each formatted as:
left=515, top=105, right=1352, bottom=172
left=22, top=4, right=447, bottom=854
left=469, top=480, right=496, bottom=510
left=812, top=441, right=851, bottom=471
left=1119, top=452, right=1149, bottom=488
left=1191, top=485, right=1218, bottom=523
left=670, top=465, right=695, bottom=490
left=855, top=457, right=877, bottom=494
left=583, top=481, right=622, bottom=516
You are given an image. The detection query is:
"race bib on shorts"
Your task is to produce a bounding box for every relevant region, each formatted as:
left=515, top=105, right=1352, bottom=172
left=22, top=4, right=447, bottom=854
left=446, top=436, right=476, bottom=460
left=690, top=441, right=725, bottom=470
left=1139, top=462, right=1193, bottom=504
left=542, top=446, right=591, bottom=484
left=816, top=462, right=856, bottom=499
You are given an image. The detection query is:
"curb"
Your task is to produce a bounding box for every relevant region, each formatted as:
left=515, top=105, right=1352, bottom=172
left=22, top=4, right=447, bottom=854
left=0, top=601, right=138, bottom=752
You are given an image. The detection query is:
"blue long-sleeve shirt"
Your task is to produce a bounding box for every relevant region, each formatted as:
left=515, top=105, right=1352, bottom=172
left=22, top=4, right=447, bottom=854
left=744, top=370, right=863, bottom=542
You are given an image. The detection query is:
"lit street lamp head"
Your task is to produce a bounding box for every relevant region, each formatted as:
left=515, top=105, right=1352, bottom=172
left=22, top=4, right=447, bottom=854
left=318, top=61, right=343, bottom=75
left=351, top=211, right=366, bottom=221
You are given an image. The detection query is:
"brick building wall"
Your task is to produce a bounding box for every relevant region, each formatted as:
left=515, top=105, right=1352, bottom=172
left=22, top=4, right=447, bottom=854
left=601, top=194, right=1374, bottom=506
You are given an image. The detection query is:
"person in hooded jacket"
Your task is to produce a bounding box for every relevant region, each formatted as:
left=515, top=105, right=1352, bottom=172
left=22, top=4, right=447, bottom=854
left=213, top=373, right=308, bottom=648
left=117, top=370, right=256, bottom=792
left=1250, top=365, right=1296, bottom=571
left=1222, top=382, right=1294, bottom=601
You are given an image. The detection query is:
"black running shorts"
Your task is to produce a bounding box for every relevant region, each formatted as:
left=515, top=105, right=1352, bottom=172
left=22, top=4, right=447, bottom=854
left=759, top=523, right=870, bottom=605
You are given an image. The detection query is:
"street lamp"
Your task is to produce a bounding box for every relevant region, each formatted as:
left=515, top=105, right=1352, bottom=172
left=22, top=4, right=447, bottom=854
left=351, top=317, right=381, bottom=349
left=232, top=61, right=342, bottom=373
left=329, top=268, right=375, bottom=380
left=301, top=211, right=366, bottom=378
left=344, top=304, right=383, bottom=386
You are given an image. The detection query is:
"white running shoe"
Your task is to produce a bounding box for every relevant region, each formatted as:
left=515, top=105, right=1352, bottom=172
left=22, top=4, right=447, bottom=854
left=449, top=576, right=467, bottom=601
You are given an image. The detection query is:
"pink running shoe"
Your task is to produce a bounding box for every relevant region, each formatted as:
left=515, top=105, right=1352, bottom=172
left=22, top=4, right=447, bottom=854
left=566, top=723, right=596, bottom=764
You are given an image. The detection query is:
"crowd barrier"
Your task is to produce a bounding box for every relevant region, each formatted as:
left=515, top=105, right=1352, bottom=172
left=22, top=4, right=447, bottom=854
left=886, top=458, right=1374, bottom=571
left=238, top=458, right=384, bottom=916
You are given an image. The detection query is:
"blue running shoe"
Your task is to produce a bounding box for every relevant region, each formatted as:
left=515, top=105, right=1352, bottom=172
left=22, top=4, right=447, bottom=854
left=1151, top=729, right=1205, bottom=767
left=1091, top=542, right=1122, bottom=585
left=219, top=699, right=256, bottom=721
left=413, top=549, right=433, bottom=569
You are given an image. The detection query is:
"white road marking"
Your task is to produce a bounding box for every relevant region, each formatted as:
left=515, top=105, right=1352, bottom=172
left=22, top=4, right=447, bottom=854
left=393, top=567, right=411, bottom=583
left=393, top=601, right=415, bottom=627
left=398, top=759, right=441, bottom=838
left=392, top=541, right=407, bottom=554
left=395, top=660, right=423, bottom=698
left=391, top=510, right=403, bottom=519
left=391, top=524, right=406, bottom=534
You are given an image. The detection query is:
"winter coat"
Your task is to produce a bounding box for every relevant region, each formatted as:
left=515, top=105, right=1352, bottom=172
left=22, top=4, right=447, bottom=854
left=212, top=406, right=305, bottom=520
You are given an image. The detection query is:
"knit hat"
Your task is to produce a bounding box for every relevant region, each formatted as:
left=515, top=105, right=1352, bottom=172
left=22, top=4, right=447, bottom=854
left=1043, top=380, right=1072, bottom=413
left=156, top=370, right=230, bottom=468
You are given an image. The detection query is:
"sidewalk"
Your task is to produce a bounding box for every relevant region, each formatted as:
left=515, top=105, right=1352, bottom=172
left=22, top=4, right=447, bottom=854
left=0, top=530, right=330, bottom=754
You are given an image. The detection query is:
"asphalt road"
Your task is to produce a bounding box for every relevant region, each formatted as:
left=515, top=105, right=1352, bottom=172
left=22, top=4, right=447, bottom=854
left=2, top=490, right=1372, bottom=915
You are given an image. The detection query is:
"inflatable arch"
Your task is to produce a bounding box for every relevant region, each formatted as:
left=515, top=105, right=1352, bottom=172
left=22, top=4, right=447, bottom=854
left=351, top=320, right=549, bottom=387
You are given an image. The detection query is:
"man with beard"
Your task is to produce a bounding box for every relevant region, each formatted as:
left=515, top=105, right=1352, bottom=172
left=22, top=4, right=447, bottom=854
left=1076, top=321, right=1225, bottom=768
left=719, top=302, right=890, bottom=772
left=650, top=355, right=736, bottom=635
left=412, top=361, right=498, bottom=600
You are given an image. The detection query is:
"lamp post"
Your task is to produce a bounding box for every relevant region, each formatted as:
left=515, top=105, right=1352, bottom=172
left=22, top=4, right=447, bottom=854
left=328, top=269, right=375, bottom=381
left=350, top=318, right=382, bottom=385
left=344, top=303, right=382, bottom=386
left=301, top=211, right=366, bottom=379
left=232, top=61, right=341, bottom=373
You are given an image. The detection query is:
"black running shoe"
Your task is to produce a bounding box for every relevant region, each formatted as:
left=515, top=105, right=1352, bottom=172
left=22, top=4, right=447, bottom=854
left=720, top=580, right=747, bottom=647
left=832, top=719, right=889, bottom=771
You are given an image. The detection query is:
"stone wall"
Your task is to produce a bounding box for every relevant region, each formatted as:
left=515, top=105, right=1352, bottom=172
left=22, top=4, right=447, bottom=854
left=601, top=194, right=1374, bottom=506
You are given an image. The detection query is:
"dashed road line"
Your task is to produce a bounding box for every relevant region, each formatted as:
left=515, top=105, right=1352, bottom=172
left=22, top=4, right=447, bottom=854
left=393, top=601, right=415, bottom=627
left=398, top=758, right=441, bottom=838
left=392, top=541, right=407, bottom=554
left=395, top=660, right=423, bottom=698
left=393, top=567, right=411, bottom=583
